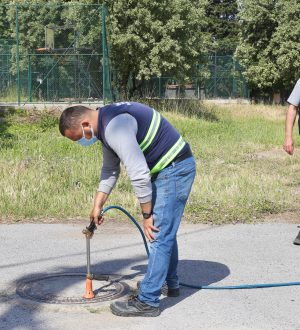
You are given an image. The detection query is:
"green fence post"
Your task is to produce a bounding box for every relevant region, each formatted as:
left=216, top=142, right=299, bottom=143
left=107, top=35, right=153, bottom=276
left=232, top=57, right=237, bottom=98
left=213, top=52, right=217, bottom=98
left=102, top=5, right=112, bottom=103
left=158, top=76, right=162, bottom=98
left=28, top=54, right=32, bottom=102
left=16, top=4, right=21, bottom=105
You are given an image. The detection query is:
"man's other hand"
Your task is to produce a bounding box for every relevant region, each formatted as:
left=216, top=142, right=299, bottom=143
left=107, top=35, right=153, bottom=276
left=284, top=137, right=295, bottom=155
left=143, top=216, right=159, bottom=242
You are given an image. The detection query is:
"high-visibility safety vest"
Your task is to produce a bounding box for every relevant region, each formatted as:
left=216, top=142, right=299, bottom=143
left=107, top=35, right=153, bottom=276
left=138, top=108, right=186, bottom=174
left=97, top=102, right=188, bottom=175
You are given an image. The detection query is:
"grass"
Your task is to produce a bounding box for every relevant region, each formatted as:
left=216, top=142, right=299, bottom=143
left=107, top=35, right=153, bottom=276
left=0, top=101, right=299, bottom=223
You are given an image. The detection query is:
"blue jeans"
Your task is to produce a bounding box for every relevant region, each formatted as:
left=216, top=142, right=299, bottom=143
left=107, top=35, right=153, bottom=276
left=138, top=156, right=196, bottom=307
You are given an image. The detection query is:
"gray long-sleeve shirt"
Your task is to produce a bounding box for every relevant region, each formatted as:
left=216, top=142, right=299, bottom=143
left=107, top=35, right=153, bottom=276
left=287, top=79, right=300, bottom=106
left=98, top=113, right=152, bottom=203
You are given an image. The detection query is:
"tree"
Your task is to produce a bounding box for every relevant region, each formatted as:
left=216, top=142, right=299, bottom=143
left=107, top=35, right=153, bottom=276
left=235, top=0, right=300, bottom=96
left=205, top=0, right=239, bottom=54
left=0, top=1, right=11, bottom=41
left=103, top=0, right=210, bottom=95
left=270, top=0, right=300, bottom=90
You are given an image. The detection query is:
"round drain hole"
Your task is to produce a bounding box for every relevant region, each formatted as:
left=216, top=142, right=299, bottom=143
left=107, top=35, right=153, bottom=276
left=16, top=273, right=128, bottom=304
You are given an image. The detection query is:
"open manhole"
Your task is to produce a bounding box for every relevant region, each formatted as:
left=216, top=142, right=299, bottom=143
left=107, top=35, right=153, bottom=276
left=16, top=273, right=128, bottom=304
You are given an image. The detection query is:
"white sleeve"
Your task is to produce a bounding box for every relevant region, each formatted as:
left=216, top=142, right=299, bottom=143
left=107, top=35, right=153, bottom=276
left=104, top=113, right=152, bottom=203
left=287, top=79, right=300, bottom=107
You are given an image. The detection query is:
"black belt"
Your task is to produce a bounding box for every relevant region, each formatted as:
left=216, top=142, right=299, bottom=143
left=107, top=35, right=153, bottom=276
left=166, top=145, right=193, bottom=168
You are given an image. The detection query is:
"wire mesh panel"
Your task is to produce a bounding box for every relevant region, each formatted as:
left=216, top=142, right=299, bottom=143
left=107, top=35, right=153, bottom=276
left=127, top=55, right=249, bottom=100
left=0, top=3, right=112, bottom=104
left=27, top=53, right=103, bottom=102
left=204, top=54, right=249, bottom=99
left=0, top=39, right=15, bottom=101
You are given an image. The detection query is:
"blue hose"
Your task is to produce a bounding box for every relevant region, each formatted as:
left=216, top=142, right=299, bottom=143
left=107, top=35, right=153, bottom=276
left=102, top=205, right=300, bottom=290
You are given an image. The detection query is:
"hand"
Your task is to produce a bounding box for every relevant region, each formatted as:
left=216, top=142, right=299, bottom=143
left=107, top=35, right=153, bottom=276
left=283, top=137, right=294, bottom=155
left=143, top=216, right=159, bottom=242
left=90, top=205, right=104, bottom=226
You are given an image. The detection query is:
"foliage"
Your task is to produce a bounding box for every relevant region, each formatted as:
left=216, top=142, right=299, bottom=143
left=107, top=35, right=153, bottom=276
left=103, top=0, right=210, bottom=93
left=270, top=0, right=300, bottom=89
left=205, top=0, right=239, bottom=54
left=235, top=0, right=300, bottom=94
left=0, top=1, right=11, bottom=40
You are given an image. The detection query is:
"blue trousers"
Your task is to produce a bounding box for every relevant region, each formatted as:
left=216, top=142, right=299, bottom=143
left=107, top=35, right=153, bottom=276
left=138, top=156, right=196, bottom=307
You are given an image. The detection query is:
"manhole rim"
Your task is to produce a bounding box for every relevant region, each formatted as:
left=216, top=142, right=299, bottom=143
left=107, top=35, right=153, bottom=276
left=16, top=272, right=128, bottom=305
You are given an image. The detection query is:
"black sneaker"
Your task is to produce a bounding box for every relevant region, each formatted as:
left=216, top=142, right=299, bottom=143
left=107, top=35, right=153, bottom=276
left=293, top=230, right=300, bottom=245
left=137, top=281, right=180, bottom=297
left=110, top=295, right=161, bottom=317
left=161, top=283, right=180, bottom=297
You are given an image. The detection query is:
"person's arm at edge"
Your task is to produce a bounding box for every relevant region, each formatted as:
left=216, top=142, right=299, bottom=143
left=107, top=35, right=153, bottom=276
left=284, top=104, right=298, bottom=155
left=284, top=79, right=300, bottom=155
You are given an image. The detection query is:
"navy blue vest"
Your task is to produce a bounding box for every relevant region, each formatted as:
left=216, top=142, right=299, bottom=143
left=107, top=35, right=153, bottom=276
left=96, top=102, right=188, bottom=170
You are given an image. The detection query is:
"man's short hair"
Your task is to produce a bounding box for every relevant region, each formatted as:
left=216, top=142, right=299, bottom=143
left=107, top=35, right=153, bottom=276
left=59, top=105, right=92, bottom=136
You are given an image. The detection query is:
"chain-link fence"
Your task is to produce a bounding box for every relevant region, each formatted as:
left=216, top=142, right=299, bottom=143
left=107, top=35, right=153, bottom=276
left=203, top=54, right=249, bottom=99
left=122, top=54, right=249, bottom=100
left=26, top=53, right=104, bottom=102
left=0, top=3, right=112, bottom=104
left=0, top=39, right=15, bottom=101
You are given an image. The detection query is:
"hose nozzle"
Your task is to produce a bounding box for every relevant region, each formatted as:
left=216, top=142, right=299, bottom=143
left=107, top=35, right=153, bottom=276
left=82, top=221, right=97, bottom=239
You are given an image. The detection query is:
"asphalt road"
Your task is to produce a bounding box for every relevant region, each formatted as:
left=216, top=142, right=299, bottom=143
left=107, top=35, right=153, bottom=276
left=0, top=221, right=299, bottom=330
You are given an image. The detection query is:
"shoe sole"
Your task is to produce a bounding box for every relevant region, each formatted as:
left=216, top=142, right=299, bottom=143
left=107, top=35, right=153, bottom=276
left=110, top=305, right=161, bottom=317
left=293, top=239, right=300, bottom=245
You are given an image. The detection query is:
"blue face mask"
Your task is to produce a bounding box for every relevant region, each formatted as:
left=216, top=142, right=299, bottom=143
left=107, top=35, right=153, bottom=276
left=77, top=125, right=98, bottom=147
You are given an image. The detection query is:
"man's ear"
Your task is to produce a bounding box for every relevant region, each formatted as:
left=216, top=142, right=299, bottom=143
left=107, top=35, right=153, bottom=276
left=81, top=120, right=90, bottom=128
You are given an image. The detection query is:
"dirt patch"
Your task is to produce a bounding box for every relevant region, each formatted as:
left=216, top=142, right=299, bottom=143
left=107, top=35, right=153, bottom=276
left=292, top=186, right=300, bottom=195
left=254, top=148, right=288, bottom=160
left=262, top=211, right=300, bottom=224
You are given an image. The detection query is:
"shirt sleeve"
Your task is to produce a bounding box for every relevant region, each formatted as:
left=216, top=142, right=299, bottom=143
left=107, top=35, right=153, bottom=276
left=104, top=113, right=152, bottom=203
left=98, top=145, right=121, bottom=195
left=287, top=79, right=300, bottom=107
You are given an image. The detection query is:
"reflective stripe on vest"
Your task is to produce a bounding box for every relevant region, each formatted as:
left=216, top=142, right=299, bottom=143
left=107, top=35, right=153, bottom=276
left=139, top=108, right=161, bottom=152
left=150, top=136, right=186, bottom=175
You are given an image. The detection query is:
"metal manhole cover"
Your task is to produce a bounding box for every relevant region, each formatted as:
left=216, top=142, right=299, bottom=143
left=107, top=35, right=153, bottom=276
left=16, top=273, right=128, bottom=304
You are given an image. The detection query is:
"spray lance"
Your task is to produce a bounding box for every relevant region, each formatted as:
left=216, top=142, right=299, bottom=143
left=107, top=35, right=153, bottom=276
left=82, top=218, right=109, bottom=299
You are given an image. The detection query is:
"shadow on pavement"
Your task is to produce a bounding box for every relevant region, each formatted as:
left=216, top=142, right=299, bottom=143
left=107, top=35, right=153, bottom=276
left=131, top=259, right=230, bottom=312
left=160, top=259, right=230, bottom=311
